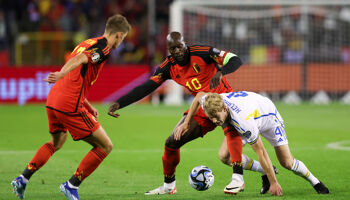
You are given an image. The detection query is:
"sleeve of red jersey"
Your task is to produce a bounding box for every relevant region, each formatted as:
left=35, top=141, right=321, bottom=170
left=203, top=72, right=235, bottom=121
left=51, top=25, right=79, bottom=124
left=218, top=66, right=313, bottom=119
left=149, top=58, right=172, bottom=85
left=82, top=41, right=110, bottom=64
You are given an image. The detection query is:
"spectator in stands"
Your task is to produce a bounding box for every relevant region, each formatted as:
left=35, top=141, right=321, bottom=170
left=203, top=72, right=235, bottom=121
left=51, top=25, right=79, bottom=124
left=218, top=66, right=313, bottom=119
left=4, top=0, right=172, bottom=65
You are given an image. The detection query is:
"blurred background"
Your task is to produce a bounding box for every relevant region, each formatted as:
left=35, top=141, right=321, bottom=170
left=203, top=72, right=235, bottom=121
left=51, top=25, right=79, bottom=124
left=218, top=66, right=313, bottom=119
left=1, top=0, right=350, bottom=105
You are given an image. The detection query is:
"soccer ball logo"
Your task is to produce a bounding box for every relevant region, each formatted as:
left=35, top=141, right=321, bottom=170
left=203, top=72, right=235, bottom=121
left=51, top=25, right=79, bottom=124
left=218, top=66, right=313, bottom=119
left=189, top=165, right=214, bottom=191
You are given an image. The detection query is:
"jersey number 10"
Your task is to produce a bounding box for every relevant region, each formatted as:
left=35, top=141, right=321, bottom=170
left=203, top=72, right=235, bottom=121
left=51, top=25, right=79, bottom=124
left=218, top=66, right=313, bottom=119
left=186, top=78, right=202, bottom=91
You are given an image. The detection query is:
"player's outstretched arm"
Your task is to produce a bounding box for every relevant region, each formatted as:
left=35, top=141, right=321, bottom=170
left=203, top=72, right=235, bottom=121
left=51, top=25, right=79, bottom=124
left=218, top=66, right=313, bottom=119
left=44, top=53, right=88, bottom=84
left=107, top=79, right=160, bottom=118
left=251, top=137, right=283, bottom=196
left=174, top=92, right=206, bottom=140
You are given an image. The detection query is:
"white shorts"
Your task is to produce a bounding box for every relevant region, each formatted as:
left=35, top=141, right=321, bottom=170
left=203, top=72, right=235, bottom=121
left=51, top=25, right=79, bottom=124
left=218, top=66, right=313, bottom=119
left=242, top=110, right=288, bottom=147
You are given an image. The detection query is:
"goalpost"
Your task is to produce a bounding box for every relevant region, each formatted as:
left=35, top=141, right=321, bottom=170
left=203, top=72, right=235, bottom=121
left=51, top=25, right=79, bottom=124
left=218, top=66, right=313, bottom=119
left=167, top=0, right=350, bottom=104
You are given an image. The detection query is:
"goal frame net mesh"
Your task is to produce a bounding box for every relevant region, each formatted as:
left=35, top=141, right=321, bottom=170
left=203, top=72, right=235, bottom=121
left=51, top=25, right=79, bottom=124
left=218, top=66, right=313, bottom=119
left=167, top=0, right=350, bottom=104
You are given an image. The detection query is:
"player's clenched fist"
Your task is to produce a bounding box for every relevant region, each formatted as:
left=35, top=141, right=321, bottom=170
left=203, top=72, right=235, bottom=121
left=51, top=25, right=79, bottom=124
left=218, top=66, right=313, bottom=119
left=269, top=183, right=283, bottom=196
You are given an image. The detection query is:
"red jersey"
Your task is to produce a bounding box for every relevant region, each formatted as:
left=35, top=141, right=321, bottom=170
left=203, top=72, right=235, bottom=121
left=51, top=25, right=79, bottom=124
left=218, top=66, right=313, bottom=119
left=150, top=45, right=233, bottom=95
left=46, top=36, right=110, bottom=113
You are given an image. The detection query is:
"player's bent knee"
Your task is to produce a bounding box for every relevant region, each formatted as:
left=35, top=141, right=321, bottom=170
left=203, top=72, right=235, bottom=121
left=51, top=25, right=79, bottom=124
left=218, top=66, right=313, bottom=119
left=50, top=132, right=67, bottom=151
left=53, top=143, right=64, bottom=151
left=53, top=140, right=66, bottom=150
left=102, top=141, right=113, bottom=154
left=279, top=158, right=293, bottom=170
left=165, top=136, right=181, bottom=149
left=219, top=155, right=230, bottom=165
left=218, top=150, right=230, bottom=165
left=51, top=141, right=64, bottom=150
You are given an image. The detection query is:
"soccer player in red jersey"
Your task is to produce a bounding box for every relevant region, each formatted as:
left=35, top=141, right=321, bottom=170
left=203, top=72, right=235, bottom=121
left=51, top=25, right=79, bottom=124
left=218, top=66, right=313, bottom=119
left=108, top=32, right=264, bottom=195
left=11, top=14, right=130, bottom=200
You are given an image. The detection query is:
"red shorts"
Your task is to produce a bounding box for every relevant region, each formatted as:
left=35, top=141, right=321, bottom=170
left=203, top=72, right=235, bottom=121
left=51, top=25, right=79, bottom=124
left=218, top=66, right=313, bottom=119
left=46, top=107, right=100, bottom=141
left=184, top=107, right=217, bottom=136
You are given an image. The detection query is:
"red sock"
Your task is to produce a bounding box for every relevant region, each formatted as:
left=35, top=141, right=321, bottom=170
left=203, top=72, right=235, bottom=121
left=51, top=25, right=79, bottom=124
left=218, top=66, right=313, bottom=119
left=27, top=142, right=56, bottom=172
left=224, top=126, right=243, bottom=164
left=74, top=147, right=107, bottom=182
left=162, top=146, right=180, bottom=177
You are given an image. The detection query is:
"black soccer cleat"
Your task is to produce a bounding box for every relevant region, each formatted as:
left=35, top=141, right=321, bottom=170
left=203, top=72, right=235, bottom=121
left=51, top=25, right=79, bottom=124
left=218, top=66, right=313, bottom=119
left=313, top=182, right=330, bottom=194
left=260, top=175, right=270, bottom=194
left=260, top=165, right=278, bottom=194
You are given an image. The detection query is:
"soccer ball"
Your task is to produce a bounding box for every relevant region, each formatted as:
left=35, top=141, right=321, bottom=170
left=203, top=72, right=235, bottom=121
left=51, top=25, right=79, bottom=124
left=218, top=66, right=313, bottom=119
left=189, top=165, right=214, bottom=191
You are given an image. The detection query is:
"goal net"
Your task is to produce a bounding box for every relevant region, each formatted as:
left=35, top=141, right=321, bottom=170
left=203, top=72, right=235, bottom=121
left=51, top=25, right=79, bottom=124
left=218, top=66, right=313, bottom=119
left=168, top=0, right=350, bottom=104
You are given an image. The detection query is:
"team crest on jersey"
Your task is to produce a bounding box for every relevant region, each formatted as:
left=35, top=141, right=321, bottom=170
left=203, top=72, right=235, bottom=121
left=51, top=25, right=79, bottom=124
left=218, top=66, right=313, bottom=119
left=192, top=63, right=201, bottom=73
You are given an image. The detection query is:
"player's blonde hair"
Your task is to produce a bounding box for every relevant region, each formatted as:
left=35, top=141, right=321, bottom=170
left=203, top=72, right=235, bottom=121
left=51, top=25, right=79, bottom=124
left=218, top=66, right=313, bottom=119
left=105, top=14, right=131, bottom=35
left=202, top=93, right=225, bottom=118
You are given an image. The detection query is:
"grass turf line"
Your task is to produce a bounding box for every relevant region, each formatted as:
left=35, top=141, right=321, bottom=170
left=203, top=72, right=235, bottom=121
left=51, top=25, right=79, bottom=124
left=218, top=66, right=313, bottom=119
left=0, top=103, right=349, bottom=199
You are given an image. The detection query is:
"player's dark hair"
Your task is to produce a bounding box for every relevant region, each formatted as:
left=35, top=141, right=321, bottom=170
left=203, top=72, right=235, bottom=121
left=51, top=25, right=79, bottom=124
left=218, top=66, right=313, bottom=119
left=105, top=14, right=131, bottom=35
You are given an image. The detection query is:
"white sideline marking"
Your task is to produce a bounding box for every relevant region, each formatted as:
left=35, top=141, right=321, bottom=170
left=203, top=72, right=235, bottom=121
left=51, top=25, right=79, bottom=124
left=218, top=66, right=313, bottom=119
left=326, top=140, right=350, bottom=151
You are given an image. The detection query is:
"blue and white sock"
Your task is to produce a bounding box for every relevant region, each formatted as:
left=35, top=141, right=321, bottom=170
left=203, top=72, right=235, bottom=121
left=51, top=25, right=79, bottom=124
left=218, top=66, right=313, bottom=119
left=242, top=154, right=265, bottom=175
left=291, top=159, right=319, bottom=186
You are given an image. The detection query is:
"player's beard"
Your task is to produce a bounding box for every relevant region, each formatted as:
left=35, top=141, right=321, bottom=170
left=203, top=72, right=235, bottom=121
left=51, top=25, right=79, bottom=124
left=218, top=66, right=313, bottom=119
left=174, top=52, right=184, bottom=61
left=175, top=50, right=189, bottom=66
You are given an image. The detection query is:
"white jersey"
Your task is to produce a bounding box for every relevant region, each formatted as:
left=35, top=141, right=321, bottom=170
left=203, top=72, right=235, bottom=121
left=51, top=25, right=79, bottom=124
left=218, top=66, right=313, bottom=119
left=201, top=91, right=288, bottom=146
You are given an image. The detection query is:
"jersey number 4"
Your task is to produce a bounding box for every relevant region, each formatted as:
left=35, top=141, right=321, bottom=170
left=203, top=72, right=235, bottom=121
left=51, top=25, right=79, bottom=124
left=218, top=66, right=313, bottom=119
left=186, top=78, right=202, bottom=91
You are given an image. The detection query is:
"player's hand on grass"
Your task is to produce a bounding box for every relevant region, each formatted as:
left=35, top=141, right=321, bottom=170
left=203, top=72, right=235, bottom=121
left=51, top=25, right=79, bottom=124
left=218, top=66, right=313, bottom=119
left=174, top=122, right=189, bottom=140
left=269, top=182, right=283, bottom=196
left=210, top=71, right=222, bottom=89
left=108, top=102, right=120, bottom=118
left=44, top=71, right=64, bottom=84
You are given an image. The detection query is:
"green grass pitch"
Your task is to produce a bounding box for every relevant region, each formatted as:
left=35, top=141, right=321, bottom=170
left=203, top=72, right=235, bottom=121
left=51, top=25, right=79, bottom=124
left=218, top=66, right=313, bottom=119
left=1, top=103, right=350, bottom=200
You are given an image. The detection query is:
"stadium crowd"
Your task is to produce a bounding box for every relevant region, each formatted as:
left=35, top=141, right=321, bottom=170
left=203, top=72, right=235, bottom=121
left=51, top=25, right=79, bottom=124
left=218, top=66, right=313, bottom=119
left=1, top=0, right=172, bottom=65
left=1, top=1, right=350, bottom=66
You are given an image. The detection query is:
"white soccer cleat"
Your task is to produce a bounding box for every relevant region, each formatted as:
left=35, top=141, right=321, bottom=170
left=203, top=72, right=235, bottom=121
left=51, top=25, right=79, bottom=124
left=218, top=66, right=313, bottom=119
left=145, top=186, right=177, bottom=195
left=224, top=175, right=245, bottom=195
